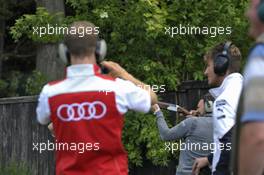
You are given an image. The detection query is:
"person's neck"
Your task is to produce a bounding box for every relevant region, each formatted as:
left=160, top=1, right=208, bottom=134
left=216, top=71, right=231, bottom=87
left=216, top=76, right=225, bottom=87
left=70, top=54, right=97, bottom=65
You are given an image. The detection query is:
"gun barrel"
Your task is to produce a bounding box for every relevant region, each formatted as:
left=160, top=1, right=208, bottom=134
left=157, top=101, right=190, bottom=115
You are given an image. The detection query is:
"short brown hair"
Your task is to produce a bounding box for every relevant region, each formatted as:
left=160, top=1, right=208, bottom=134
left=204, top=42, right=242, bottom=73
left=64, top=21, right=98, bottom=57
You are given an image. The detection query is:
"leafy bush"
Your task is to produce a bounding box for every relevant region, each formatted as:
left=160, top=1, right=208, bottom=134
left=10, top=0, right=251, bottom=90
left=123, top=111, right=174, bottom=167
left=24, top=70, right=47, bottom=95
left=0, top=71, right=22, bottom=97
left=10, top=7, right=65, bottom=43
left=0, top=70, right=47, bottom=97
left=0, top=79, right=9, bottom=98
left=0, top=162, right=31, bottom=175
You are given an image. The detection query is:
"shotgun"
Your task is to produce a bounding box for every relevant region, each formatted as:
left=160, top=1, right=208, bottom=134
left=157, top=101, right=191, bottom=116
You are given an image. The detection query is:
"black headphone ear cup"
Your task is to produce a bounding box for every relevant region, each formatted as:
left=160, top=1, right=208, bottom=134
left=214, top=54, right=229, bottom=76
left=258, top=0, right=264, bottom=22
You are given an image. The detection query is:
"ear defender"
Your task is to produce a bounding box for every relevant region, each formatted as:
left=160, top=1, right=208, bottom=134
left=58, top=43, right=70, bottom=65
left=58, top=39, right=107, bottom=66
left=205, top=100, right=213, bottom=113
left=213, top=41, right=232, bottom=76
left=258, top=0, right=264, bottom=22
left=95, top=39, right=107, bottom=62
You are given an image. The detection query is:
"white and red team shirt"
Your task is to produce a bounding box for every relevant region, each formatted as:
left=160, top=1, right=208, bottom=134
left=36, top=64, right=151, bottom=175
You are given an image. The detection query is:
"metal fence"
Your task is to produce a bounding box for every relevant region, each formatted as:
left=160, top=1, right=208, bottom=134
left=0, top=81, right=209, bottom=175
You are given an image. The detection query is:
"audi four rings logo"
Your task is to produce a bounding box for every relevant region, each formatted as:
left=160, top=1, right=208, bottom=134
left=57, top=101, right=107, bottom=122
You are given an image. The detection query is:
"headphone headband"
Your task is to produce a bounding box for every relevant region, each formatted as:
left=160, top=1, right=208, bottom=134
left=222, top=41, right=232, bottom=55
left=58, top=39, right=107, bottom=66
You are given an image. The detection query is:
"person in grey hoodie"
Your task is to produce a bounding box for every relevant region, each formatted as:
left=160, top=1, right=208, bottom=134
left=152, top=94, right=214, bottom=175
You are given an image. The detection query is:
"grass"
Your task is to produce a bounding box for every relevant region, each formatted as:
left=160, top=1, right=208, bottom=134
left=0, top=162, right=31, bottom=175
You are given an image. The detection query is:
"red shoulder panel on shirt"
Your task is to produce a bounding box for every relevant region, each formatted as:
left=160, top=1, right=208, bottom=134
left=48, top=79, right=66, bottom=86
left=93, top=64, right=115, bottom=81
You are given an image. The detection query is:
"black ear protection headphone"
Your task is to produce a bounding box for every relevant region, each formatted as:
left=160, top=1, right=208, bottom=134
left=258, top=0, right=264, bottom=22
left=203, top=93, right=215, bottom=114
left=213, top=41, right=233, bottom=76
left=58, top=39, right=107, bottom=66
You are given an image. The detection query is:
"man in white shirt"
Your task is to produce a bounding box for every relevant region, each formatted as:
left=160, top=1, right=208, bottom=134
left=36, top=21, right=157, bottom=175
left=192, top=42, right=243, bottom=175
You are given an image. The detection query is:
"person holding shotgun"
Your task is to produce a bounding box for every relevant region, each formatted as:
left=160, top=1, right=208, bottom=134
left=36, top=21, right=157, bottom=175
left=153, top=93, right=214, bottom=175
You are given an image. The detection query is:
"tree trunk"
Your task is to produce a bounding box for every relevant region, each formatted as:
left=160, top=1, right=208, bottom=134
left=36, top=44, right=65, bottom=80
left=35, top=0, right=65, bottom=81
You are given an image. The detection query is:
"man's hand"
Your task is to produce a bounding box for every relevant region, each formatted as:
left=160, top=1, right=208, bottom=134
left=192, top=157, right=209, bottom=175
left=189, top=99, right=205, bottom=117
left=101, top=61, right=131, bottom=80
left=48, top=123, right=55, bottom=137
left=151, top=104, right=161, bottom=113
left=189, top=109, right=200, bottom=116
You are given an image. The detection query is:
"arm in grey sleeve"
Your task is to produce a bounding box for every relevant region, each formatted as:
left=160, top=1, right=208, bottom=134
left=155, top=110, right=194, bottom=141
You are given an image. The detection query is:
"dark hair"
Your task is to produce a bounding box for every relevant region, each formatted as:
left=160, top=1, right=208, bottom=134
left=205, top=42, right=242, bottom=73
left=64, top=21, right=97, bottom=57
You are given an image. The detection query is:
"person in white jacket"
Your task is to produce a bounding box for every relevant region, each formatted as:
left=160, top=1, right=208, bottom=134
left=192, top=42, right=243, bottom=175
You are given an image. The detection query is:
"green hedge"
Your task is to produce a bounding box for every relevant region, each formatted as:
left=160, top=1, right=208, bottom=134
left=0, top=162, right=31, bottom=175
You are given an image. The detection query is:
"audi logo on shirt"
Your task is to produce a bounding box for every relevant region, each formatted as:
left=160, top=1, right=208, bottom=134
left=56, top=101, right=107, bottom=122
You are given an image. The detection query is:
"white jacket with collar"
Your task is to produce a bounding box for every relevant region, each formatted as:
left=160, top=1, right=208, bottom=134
left=209, top=73, right=243, bottom=172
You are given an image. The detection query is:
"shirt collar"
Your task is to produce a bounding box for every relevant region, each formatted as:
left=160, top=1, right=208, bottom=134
left=209, top=73, right=243, bottom=99
left=66, top=64, right=101, bottom=78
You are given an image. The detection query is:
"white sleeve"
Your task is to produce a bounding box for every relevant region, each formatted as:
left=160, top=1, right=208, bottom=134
left=225, top=79, right=243, bottom=113
left=214, top=78, right=243, bottom=138
left=115, top=78, right=151, bottom=114
left=36, top=85, right=51, bottom=125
